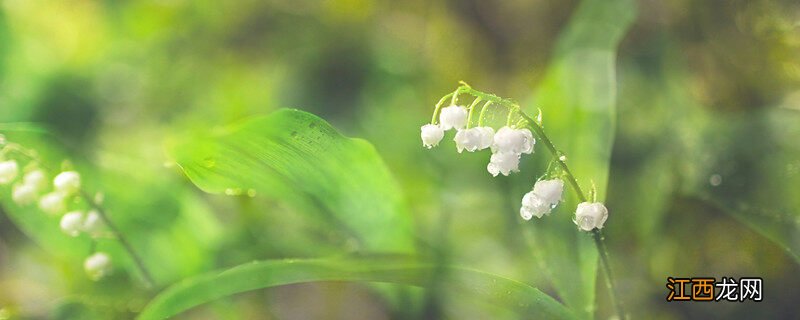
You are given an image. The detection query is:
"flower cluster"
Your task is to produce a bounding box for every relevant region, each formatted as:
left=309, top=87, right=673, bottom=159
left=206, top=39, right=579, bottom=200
left=421, top=105, right=535, bottom=177
left=421, top=85, right=609, bottom=231
left=0, top=140, right=112, bottom=280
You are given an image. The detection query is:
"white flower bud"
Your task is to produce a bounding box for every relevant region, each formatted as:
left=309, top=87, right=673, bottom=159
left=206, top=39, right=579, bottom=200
left=476, top=126, right=495, bottom=150
left=39, top=191, right=67, bottom=215
left=54, top=171, right=81, bottom=195
left=454, top=128, right=481, bottom=153
left=12, top=183, right=38, bottom=205
left=83, top=210, right=104, bottom=237
left=487, top=152, right=520, bottom=177
left=420, top=124, right=444, bottom=149
left=60, top=211, right=85, bottom=237
left=84, top=252, right=111, bottom=280
left=23, top=169, right=47, bottom=191
left=574, top=202, right=609, bottom=231
left=519, top=179, right=565, bottom=220
left=491, top=127, right=535, bottom=155
left=0, top=160, right=19, bottom=185
left=439, top=105, right=469, bottom=130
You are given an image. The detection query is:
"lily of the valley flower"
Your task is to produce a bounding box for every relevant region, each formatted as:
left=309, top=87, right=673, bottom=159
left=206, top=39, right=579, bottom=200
left=455, top=126, right=495, bottom=153
left=60, top=211, right=85, bottom=237
left=39, top=191, right=67, bottom=215
left=54, top=171, right=81, bottom=195
left=520, top=179, right=564, bottom=220
left=487, top=152, right=520, bottom=177
left=12, top=183, right=38, bottom=205
left=491, top=126, right=535, bottom=155
left=439, top=105, right=469, bottom=130
left=0, top=160, right=19, bottom=185
left=84, top=252, right=112, bottom=280
left=574, top=202, right=609, bottom=231
left=420, top=124, right=445, bottom=148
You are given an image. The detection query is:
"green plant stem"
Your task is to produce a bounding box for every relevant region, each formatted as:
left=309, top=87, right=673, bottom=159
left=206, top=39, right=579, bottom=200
left=457, top=84, right=625, bottom=320
left=81, top=190, right=155, bottom=288
left=431, top=92, right=455, bottom=124
left=466, top=98, right=482, bottom=129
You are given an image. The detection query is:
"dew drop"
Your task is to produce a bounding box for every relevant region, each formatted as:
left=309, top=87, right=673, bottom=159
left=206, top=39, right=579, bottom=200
left=308, top=122, right=317, bottom=129
left=224, top=188, right=242, bottom=196
left=290, top=131, right=299, bottom=138
left=246, top=189, right=257, bottom=197
left=202, top=157, right=216, bottom=168
left=709, top=174, right=722, bottom=186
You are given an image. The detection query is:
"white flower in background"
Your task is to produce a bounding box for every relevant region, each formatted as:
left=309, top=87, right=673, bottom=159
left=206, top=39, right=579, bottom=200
left=0, top=160, right=19, bottom=185
left=83, top=210, right=104, bottom=237
left=439, top=105, right=469, bottom=130
left=84, top=252, right=112, bottom=280
left=420, top=124, right=444, bottom=149
left=487, top=152, right=520, bottom=176
left=520, top=179, right=565, bottom=220
left=454, top=128, right=481, bottom=153
left=491, top=127, right=535, bottom=155
left=23, top=169, right=47, bottom=191
left=476, top=127, right=495, bottom=150
left=39, top=192, right=67, bottom=215
left=12, top=183, right=38, bottom=205
left=574, top=202, right=609, bottom=231
left=60, top=211, right=85, bottom=237
left=54, top=171, right=81, bottom=195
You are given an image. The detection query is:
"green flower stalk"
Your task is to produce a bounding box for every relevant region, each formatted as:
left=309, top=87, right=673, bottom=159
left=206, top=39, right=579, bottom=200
left=421, top=82, right=625, bottom=319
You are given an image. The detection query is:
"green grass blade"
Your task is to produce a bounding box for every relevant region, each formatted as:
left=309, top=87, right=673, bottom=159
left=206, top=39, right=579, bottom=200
left=137, top=256, right=576, bottom=320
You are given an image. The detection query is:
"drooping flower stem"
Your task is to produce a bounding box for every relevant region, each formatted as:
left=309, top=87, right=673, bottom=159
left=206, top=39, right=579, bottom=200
left=454, top=83, right=625, bottom=320
left=80, top=190, right=155, bottom=288
left=3, top=143, right=155, bottom=288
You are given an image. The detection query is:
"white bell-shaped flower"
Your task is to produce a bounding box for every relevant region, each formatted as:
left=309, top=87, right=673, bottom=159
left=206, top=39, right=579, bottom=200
left=83, top=210, right=104, bottom=237
left=0, top=160, right=19, bottom=185
left=60, top=211, right=85, bottom=237
left=487, top=152, right=520, bottom=176
left=476, top=127, right=495, bottom=150
left=420, top=124, right=444, bottom=149
left=454, top=128, right=482, bottom=153
left=54, top=171, right=81, bottom=195
left=12, top=183, right=38, bottom=205
left=520, top=192, right=550, bottom=220
left=532, top=179, right=564, bottom=207
left=23, top=169, right=47, bottom=191
left=574, top=202, right=609, bottom=231
left=520, top=179, right=565, bottom=220
left=39, top=191, right=67, bottom=215
left=439, top=105, right=468, bottom=130
left=491, top=127, right=535, bottom=155
left=84, top=252, right=112, bottom=280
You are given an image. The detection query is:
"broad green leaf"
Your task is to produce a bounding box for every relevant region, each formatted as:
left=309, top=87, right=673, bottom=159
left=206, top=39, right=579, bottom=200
left=525, top=0, right=636, bottom=318
left=167, top=109, right=413, bottom=253
left=137, top=257, right=576, bottom=320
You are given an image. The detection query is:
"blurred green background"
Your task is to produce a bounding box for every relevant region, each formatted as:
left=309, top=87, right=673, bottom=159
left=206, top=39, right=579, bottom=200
left=0, top=0, right=799, bottom=319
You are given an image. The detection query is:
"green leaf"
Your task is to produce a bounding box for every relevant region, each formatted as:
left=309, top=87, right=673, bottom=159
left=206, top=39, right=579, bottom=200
left=167, top=109, right=413, bottom=253
left=525, top=0, right=636, bottom=318
left=137, top=256, right=576, bottom=320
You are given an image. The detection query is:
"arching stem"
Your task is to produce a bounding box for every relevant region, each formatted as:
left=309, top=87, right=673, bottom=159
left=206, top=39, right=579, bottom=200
left=454, top=84, right=626, bottom=320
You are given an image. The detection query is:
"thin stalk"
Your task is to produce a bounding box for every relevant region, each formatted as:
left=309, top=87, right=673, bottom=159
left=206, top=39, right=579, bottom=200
left=80, top=190, right=155, bottom=288
left=477, top=101, right=492, bottom=126
left=431, top=92, right=455, bottom=124
left=457, top=85, right=626, bottom=320
left=465, top=98, right=482, bottom=128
